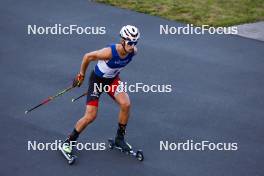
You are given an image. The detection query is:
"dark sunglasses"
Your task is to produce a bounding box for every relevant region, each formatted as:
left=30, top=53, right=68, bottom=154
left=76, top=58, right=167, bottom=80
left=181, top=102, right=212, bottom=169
left=126, top=41, right=138, bottom=46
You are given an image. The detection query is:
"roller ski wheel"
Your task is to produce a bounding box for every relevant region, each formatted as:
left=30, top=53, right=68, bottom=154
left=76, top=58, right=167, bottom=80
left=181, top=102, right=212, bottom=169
left=108, top=139, right=114, bottom=149
left=67, top=155, right=77, bottom=165
left=108, top=138, right=144, bottom=162
left=136, top=150, right=144, bottom=161
left=59, top=143, right=77, bottom=165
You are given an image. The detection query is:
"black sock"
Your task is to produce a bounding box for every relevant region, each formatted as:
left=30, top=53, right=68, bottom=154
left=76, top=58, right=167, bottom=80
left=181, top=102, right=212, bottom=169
left=68, top=128, right=80, bottom=142
left=116, top=123, right=127, bottom=138
left=118, top=123, right=127, bottom=130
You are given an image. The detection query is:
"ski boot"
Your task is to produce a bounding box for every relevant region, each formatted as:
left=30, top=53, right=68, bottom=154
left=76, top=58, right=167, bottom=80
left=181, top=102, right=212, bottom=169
left=108, top=124, right=144, bottom=161
left=114, top=126, right=132, bottom=152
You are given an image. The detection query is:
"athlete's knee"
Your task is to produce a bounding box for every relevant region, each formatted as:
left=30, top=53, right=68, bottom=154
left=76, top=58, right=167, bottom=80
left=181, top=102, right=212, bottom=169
left=119, top=100, right=131, bottom=111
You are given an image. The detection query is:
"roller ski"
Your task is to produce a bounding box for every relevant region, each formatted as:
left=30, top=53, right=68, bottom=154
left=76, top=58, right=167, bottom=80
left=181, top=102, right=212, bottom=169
left=108, top=138, right=144, bottom=161
left=59, top=140, right=77, bottom=165
left=108, top=125, right=144, bottom=161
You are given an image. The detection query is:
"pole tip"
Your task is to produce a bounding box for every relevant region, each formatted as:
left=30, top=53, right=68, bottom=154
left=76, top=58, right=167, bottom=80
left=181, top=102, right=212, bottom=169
left=25, top=111, right=28, bottom=114
left=71, top=99, right=75, bottom=102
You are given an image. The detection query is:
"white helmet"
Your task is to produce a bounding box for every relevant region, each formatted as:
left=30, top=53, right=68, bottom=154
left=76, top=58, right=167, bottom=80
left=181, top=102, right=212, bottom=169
left=120, top=25, right=140, bottom=42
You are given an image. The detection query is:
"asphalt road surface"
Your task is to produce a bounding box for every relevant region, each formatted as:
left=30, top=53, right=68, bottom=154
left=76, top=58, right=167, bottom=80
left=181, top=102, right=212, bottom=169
left=1, top=0, right=264, bottom=176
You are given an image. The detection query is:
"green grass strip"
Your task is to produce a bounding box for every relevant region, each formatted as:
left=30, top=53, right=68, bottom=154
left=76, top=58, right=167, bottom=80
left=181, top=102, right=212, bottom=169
left=96, top=0, right=264, bottom=26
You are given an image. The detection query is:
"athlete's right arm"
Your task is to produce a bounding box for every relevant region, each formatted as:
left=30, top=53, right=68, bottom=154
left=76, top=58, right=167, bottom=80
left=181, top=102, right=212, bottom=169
left=79, top=47, right=112, bottom=76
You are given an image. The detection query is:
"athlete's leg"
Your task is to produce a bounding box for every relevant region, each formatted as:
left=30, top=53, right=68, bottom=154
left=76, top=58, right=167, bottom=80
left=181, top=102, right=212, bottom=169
left=107, top=76, right=132, bottom=151
left=68, top=70, right=102, bottom=141
left=75, top=105, right=98, bottom=133
left=62, top=71, right=102, bottom=154
left=115, top=92, right=131, bottom=125
left=113, top=92, right=132, bottom=151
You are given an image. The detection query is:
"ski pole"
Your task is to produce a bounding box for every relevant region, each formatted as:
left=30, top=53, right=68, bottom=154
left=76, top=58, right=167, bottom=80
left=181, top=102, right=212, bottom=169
left=25, top=85, right=74, bottom=114
left=71, top=92, right=88, bottom=102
